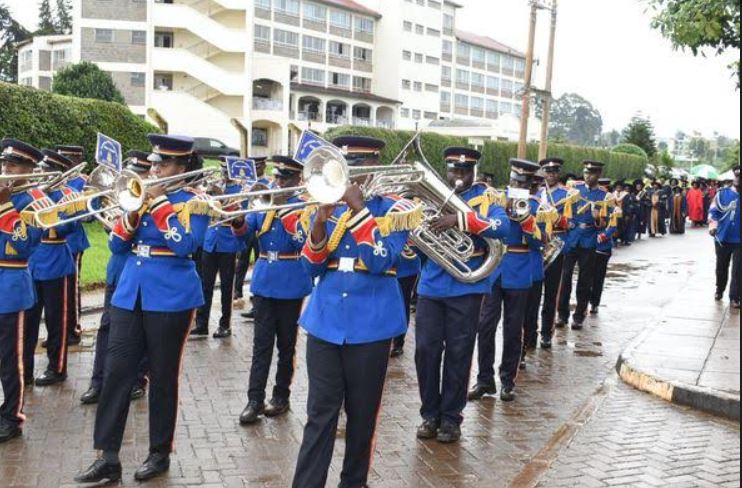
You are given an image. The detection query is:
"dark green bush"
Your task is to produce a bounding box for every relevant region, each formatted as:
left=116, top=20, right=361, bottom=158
left=326, top=126, right=647, bottom=186
left=0, top=81, right=158, bottom=162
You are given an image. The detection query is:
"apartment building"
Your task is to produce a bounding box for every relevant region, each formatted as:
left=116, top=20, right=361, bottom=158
left=17, top=0, right=531, bottom=155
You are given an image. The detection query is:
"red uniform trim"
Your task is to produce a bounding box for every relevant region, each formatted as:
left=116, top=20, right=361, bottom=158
left=0, top=203, right=20, bottom=233
left=16, top=311, right=26, bottom=424
left=58, top=276, right=69, bottom=374
left=112, top=214, right=137, bottom=241
left=149, top=196, right=175, bottom=232
left=465, top=211, right=491, bottom=235
left=519, top=215, right=537, bottom=235
left=348, top=208, right=377, bottom=246
left=280, top=210, right=301, bottom=236
left=302, top=238, right=329, bottom=264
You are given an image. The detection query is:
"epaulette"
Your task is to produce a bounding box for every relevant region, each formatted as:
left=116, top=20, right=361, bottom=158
left=21, top=189, right=57, bottom=227
left=375, top=198, right=423, bottom=236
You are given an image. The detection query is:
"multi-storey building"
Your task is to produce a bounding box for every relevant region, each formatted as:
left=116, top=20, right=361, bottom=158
left=17, top=0, right=531, bottom=156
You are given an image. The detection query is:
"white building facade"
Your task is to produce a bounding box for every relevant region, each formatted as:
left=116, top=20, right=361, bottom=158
left=17, top=0, right=531, bottom=156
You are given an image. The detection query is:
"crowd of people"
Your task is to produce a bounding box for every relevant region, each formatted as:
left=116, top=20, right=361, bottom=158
left=0, top=133, right=739, bottom=487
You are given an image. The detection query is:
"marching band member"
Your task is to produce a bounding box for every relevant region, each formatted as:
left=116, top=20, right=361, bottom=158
left=537, top=157, right=575, bottom=347
left=522, top=172, right=547, bottom=361
left=80, top=152, right=152, bottom=405
left=75, top=135, right=210, bottom=483
left=236, top=156, right=270, bottom=314
left=710, top=165, right=740, bottom=309
left=469, top=159, right=542, bottom=404
left=0, top=140, right=42, bottom=443
left=55, top=145, right=90, bottom=345
left=24, top=149, right=78, bottom=386
left=192, top=158, right=245, bottom=339
left=233, top=156, right=313, bottom=424
left=390, top=242, right=421, bottom=358
left=415, top=147, right=509, bottom=444
left=292, top=136, right=419, bottom=488
left=557, top=161, right=616, bottom=330
left=589, top=178, right=619, bottom=315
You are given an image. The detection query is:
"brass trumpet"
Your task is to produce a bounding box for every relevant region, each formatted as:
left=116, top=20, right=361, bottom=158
left=0, top=170, right=63, bottom=192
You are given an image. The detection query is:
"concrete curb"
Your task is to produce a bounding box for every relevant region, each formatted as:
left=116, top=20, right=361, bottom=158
left=615, top=329, right=741, bottom=421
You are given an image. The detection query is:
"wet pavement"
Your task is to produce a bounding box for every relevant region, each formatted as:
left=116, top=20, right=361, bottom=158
left=2, top=227, right=740, bottom=487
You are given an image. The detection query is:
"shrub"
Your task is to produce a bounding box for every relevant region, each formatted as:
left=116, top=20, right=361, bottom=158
left=52, top=62, right=126, bottom=104
left=325, top=126, right=647, bottom=187
left=0, top=81, right=158, bottom=162
left=612, top=143, right=649, bottom=159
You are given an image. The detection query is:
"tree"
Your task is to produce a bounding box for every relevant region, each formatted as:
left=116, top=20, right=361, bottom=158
left=612, top=143, right=649, bottom=159
left=647, top=0, right=741, bottom=89
left=722, top=141, right=740, bottom=169
left=688, top=136, right=710, bottom=160
left=0, top=2, right=31, bottom=83
left=658, top=150, right=675, bottom=169
left=52, top=62, right=126, bottom=104
left=38, top=0, right=56, bottom=35
left=548, top=93, right=604, bottom=146
left=622, top=116, right=658, bottom=158
left=55, top=0, right=72, bottom=34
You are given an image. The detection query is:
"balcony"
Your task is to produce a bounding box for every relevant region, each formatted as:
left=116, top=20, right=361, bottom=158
left=440, top=103, right=451, bottom=113
left=274, top=43, right=299, bottom=59
left=354, top=30, right=373, bottom=44
left=326, top=114, right=349, bottom=125
left=442, top=53, right=452, bottom=63
left=253, top=97, right=283, bottom=111
left=454, top=106, right=468, bottom=116
left=470, top=108, right=483, bottom=117
left=455, top=81, right=469, bottom=91
left=442, top=78, right=451, bottom=88
left=255, top=39, right=271, bottom=54
left=328, top=54, right=351, bottom=69
left=473, top=60, right=486, bottom=70
left=274, top=9, right=300, bottom=26
left=456, top=56, right=470, bottom=66
left=486, top=111, right=499, bottom=120
left=329, top=24, right=352, bottom=39
left=487, top=87, right=499, bottom=96
left=302, top=49, right=326, bottom=64
left=487, top=63, right=500, bottom=73
left=353, top=59, right=373, bottom=73
left=303, top=18, right=326, bottom=32
left=471, top=84, right=485, bottom=94
left=255, top=5, right=271, bottom=19
left=296, top=111, right=322, bottom=122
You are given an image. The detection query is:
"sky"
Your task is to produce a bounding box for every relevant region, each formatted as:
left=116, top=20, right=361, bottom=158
left=4, top=0, right=740, bottom=139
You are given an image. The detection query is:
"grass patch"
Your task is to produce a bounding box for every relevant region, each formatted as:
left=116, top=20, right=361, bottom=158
left=81, top=222, right=110, bottom=289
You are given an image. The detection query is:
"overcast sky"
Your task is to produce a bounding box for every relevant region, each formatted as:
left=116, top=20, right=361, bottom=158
left=5, top=0, right=740, bottom=139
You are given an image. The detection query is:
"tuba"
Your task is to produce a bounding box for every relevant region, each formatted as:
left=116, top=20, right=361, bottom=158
left=390, top=134, right=504, bottom=284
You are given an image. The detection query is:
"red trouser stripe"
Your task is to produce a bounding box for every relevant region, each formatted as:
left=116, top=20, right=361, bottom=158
left=16, top=311, right=26, bottom=423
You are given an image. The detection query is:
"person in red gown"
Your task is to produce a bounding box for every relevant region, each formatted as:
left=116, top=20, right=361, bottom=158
left=687, top=181, right=706, bottom=226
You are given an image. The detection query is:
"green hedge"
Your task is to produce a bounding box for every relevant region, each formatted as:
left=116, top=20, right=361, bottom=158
left=325, top=126, right=647, bottom=186
left=0, top=82, right=158, bottom=161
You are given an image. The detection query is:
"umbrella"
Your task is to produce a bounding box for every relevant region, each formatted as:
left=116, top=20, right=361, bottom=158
left=690, top=164, right=720, bottom=180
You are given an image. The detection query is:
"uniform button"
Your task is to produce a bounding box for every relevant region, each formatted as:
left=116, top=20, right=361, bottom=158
left=345, top=245, right=350, bottom=250
left=138, top=240, right=143, bottom=244
left=342, top=293, right=348, bottom=298
left=137, top=261, right=142, bottom=266
left=143, top=222, right=148, bottom=227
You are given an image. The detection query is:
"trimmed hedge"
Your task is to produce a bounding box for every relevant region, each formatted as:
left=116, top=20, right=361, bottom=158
left=0, top=82, right=158, bottom=161
left=325, top=126, right=647, bottom=186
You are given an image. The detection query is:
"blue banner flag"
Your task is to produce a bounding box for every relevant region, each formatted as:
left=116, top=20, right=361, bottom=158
left=294, top=130, right=334, bottom=164
left=96, top=133, right=123, bottom=172
left=225, top=157, right=257, bottom=183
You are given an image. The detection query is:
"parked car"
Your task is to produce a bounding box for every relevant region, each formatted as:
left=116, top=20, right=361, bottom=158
left=193, top=137, right=240, bottom=158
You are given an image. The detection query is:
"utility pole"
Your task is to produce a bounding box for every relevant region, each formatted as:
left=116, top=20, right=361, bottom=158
left=517, top=1, right=540, bottom=159
left=538, top=0, right=557, bottom=161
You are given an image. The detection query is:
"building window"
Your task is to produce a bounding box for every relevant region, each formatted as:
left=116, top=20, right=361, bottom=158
left=331, top=72, right=350, bottom=88
left=354, top=46, right=371, bottom=62
left=425, top=83, right=439, bottom=92
left=95, top=29, right=113, bottom=43
left=502, top=79, right=514, bottom=94
left=415, top=24, right=424, bottom=35
left=502, top=55, right=514, bottom=71
left=130, top=72, right=145, bottom=87
left=472, top=47, right=485, bottom=64
left=303, top=35, right=326, bottom=53
left=455, top=94, right=468, bottom=108
left=500, top=101, right=513, bottom=114
left=426, top=56, right=439, bottom=65
left=413, top=81, right=422, bottom=92
left=441, top=92, right=451, bottom=104
left=486, top=99, right=498, bottom=113
left=427, top=28, right=440, bottom=37
left=403, top=21, right=413, bottom=32
left=487, top=76, right=500, bottom=90
left=429, top=0, right=441, bottom=9
left=19, top=50, right=32, bottom=72
left=515, top=58, right=526, bottom=73
left=414, top=53, right=423, bottom=63
left=401, top=108, right=410, bottom=118
left=402, top=79, right=411, bottom=90
left=456, top=69, right=469, bottom=84
left=355, top=17, right=374, bottom=34
left=252, top=128, right=268, bottom=147
left=155, top=31, right=174, bottom=48
left=424, top=111, right=437, bottom=120
left=470, top=96, right=483, bottom=111
left=274, top=29, right=299, bottom=47
left=256, top=0, right=271, bottom=9
left=412, top=109, right=421, bottom=120
left=329, top=41, right=349, bottom=57
left=303, top=2, right=326, bottom=22
left=456, top=42, right=470, bottom=60
left=52, top=48, right=71, bottom=69
left=255, top=25, right=271, bottom=42
left=301, top=67, right=325, bottom=85
left=514, top=81, right=524, bottom=95
left=487, top=51, right=500, bottom=67
left=471, top=72, right=484, bottom=88
left=443, top=14, right=454, bottom=34
left=275, top=0, right=299, bottom=16
left=353, top=76, right=371, bottom=92
left=442, top=65, right=452, bottom=81
left=131, top=30, right=146, bottom=45
left=442, top=40, right=453, bottom=56
left=330, top=10, right=352, bottom=29
left=402, top=50, right=412, bottom=61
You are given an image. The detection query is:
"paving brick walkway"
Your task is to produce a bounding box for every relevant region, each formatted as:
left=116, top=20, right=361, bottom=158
left=1, top=227, right=739, bottom=488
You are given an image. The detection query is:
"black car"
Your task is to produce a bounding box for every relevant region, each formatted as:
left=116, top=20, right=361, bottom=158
left=193, top=137, right=240, bottom=158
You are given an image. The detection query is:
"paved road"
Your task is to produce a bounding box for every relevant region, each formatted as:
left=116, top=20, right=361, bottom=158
left=1, top=227, right=739, bottom=487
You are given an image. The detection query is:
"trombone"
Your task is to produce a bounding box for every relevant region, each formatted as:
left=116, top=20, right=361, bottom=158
left=0, top=171, right=63, bottom=192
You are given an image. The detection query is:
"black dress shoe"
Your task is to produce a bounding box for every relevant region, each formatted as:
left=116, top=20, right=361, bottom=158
left=80, top=386, right=100, bottom=405
left=519, top=358, right=527, bottom=370
left=571, top=320, right=584, bottom=331
left=436, top=422, right=461, bottom=444
left=35, top=370, right=66, bottom=386
left=589, top=306, right=599, bottom=315
left=416, top=419, right=439, bottom=440
left=213, top=327, right=232, bottom=339
left=41, top=339, right=48, bottom=349
left=541, top=337, right=553, bottom=349
left=468, top=384, right=497, bottom=401
left=500, top=387, right=516, bottom=402
left=130, top=385, right=147, bottom=401
left=732, top=300, right=741, bottom=310
left=74, top=459, right=122, bottom=483
left=24, top=375, right=34, bottom=387
left=264, top=398, right=290, bottom=418
left=0, top=421, right=22, bottom=444
left=134, top=453, right=170, bottom=482
left=67, top=334, right=82, bottom=346
left=241, top=309, right=255, bottom=319
left=555, top=319, right=567, bottom=329
left=239, top=401, right=265, bottom=425
left=715, top=292, right=723, bottom=301
left=190, top=326, right=209, bottom=337
left=390, top=345, right=404, bottom=358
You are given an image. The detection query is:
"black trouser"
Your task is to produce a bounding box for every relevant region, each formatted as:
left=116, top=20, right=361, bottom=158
left=24, top=277, right=69, bottom=377
left=541, top=253, right=564, bottom=340
left=93, top=300, right=192, bottom=454
left=415, top=294, right=482, bottom=426
left=67, top=252, right=83, bottom=338
left=475, top=281, right=529, bottom=390
left=235, top=234, right=257, bottom=299
left=292, top=335, right=391, bottom=488
left=393, top=275, right=418, bottom=350
left=557, top=247, right=597, bottom=324
left=590, top=251, right=612, bottom=309
left=0, top=311, right=25, bottom=427
left=196, top=251, right=237, bottom=331
left=247, top=296, right=303, bottom=404
left=715, top=242, right=741, bottom=301
left=90, top=284, right=149, bottom=391
left=523, top=280, right=543, bottom=349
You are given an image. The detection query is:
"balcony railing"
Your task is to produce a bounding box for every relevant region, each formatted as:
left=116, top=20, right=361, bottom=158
left=296, top=111, right=322, bottom=122
left=352, top=117, right=371, bottom=127
left=326, top=114, right=348, bottom=125
left=253, top=98, right=283, bottom=111
left=376, top=120, right=394, bottom=129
